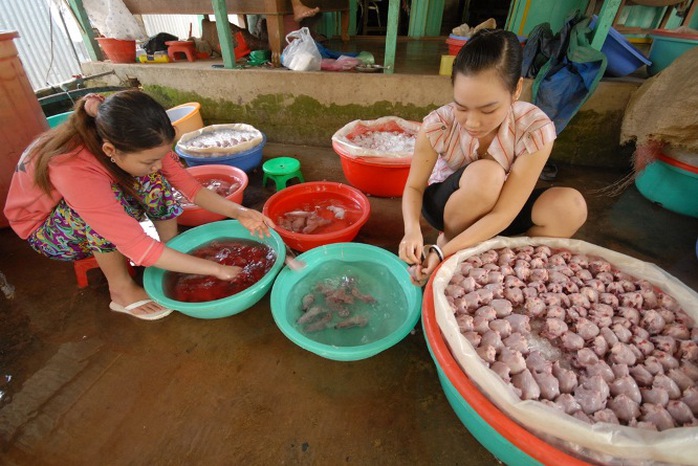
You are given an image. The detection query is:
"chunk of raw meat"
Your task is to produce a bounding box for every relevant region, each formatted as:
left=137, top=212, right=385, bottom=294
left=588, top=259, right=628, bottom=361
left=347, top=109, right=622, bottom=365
left=512, top=369, right=541, bottom=400
left=609, top=376, right=642, bottom=404
left=499, top=347, right=527, bottom=374
left=651, top=335, right=677, bottom=355
left=682, top=387, right=698, bottom=415
left=546, top=305, right=566, bottom=321
left=629, top=365, right=655, bottom=387
left=490, top=299, right=513, bottom=318
left=542, top=318, right=568, bottom=339
left=608, top=394, right=640, bottom=422
left=611, top=363, right=630, bottom=379
left=524, top=297, right=546, bottom=317
left=574, top=375, right=609, bottom=414
left=609, top=343, right=637, bottom=366
left=456, top=314, right=474, bottom=333
left=503, top=287, right=525, bottom=306
left=653, top=350, right=679, bottom=371
left=679, top=340, right=698, bottom=361
left=533, top=370, right=561, bottom=401
left=504, top=314, right=530, bottom=334
left=639, top=403, right=675, bottom=431
left=641, top=309, right=666, bottom=335
left=489, top=319, right=512, bottom=339
left=476, top=344, right=497, bottom=364
left=555, top=393, right=582, bottom=414
left=586, top=361, right=616, bottom=383
left=475, top=305, right=497, bottom=321
left=561, top=331, right=585, bottom=351
left=463, top=331, right=481, bottom=347
left=574, top=348, right=599, bottom=368
left=653, top=373, right=682, bottom=399
left=641, top=387, right=669, bottom=407
left=503, top=332, right=529, bottom=354
left=481, top=330, right=504, bottom=353
left=600, top=326, right=619, bottom=347
left=593, top=408, right=620, bottom=424
left=681, top=361, right=698, bottom=381
left=575, top=318, right=600, bottom=341
left=591, top=335, right=609, bottom=358
left=490, top=361, right=512, bottom=382
left=667, top=400, right=695, bottom=424
left=553, top=361, right=579, bottom=394
left=526, top=351, right=552, bottom=374
left=473, top=316, right=493, bottom=334
left=572, top=410, right=592, bottom=424
left=631, top=335, right=655, bottom=357
left=643, top=356, right=665, bottom=375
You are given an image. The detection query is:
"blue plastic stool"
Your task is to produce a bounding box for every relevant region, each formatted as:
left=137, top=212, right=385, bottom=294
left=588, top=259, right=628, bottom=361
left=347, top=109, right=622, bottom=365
left=262, top=157, right=304, bottom=191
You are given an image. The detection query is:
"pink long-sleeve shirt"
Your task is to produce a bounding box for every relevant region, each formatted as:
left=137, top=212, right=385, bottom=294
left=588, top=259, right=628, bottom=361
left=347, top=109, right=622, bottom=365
left=3, top=145, right=202, bottom=266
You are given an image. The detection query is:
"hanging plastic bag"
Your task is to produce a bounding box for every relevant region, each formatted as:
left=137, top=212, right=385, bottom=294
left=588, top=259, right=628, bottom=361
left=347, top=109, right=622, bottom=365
left=281, top=27, right=322, bottom=71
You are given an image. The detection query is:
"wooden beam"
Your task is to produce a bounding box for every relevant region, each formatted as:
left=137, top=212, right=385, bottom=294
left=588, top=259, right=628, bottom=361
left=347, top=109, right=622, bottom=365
left=384, top=0, right=400, bottom=74
left=67, top=0, right=103, bottom=61
left=211, top=0, right=237, bottom=68
left=591, top=0, right=623, bottom=51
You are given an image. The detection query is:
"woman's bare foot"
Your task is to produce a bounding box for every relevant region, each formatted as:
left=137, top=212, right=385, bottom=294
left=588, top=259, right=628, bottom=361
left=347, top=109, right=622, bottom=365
left=293, top=3, right=320, bottom=22
left=109, top=281, right=169, bottom=318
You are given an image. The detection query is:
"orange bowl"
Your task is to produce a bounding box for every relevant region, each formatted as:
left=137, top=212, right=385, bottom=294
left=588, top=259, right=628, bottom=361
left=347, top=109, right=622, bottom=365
left=333, top=141, right=411, bottom=198
left=262, top=181, right=370, bottom=252
left=176, top=164, right=248, bottom=227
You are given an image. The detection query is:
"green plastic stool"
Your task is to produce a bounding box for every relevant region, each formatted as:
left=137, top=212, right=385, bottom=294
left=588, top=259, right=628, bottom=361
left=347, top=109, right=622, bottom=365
left=262, top=157, right=304, bottom=190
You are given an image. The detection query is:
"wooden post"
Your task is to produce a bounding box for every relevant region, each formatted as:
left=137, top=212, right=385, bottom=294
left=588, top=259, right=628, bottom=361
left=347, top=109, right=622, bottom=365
left=67, top=0, right=103, bottom=61
left=591, top=0, right=623, bottom=50
left=211, top=0, right=236, bottom=68
left=384, top=0, right=400, bottom=74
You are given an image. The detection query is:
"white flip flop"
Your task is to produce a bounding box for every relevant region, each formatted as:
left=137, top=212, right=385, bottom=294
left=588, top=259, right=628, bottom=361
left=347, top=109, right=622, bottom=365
left=109, top=299, right=174, bottom=321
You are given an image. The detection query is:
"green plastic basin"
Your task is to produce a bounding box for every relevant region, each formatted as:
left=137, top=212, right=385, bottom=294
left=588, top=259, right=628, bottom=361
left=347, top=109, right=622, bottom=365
left=46, top=111, right=73, bottom=128
left=270, top=243, right=422, bottom=361
left=143, top=220, right=285, bottom=319
left=635, top=155, right=698, bottom=218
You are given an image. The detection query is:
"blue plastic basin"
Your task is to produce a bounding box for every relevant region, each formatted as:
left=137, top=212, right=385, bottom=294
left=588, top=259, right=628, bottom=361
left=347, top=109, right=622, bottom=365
left=270, top=243, right=422, bottom=361
left=46, top=111, right=73, bottom=128
left=143, top=220, right=285, bottom=319
left=590, top=16, right=651, bottom=77
left=175, top=134, right=266, bottom=173
left=635, top=156, right=698, bottom=218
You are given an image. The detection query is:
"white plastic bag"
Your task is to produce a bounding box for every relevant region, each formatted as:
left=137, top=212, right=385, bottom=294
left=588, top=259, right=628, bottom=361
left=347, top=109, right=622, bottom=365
left=281, top=27, right=322, bottom=71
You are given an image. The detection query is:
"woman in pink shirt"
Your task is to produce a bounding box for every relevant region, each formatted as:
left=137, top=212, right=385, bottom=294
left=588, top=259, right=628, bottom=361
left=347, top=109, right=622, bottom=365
left=4, top=90, right=273, bottom=320
left=399, top=29, right=588, bottom=284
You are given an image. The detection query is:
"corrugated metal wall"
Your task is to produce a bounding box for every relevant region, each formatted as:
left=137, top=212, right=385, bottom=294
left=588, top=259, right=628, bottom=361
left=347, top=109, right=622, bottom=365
left=0, top=0, right=87, bottom=91
left=0, top=0, right=233, bottom=91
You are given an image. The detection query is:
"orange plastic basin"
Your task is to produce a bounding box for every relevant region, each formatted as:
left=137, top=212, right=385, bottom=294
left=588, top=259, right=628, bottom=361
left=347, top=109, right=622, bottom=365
left=177, top=164, right=248, bottom=227
left=262, top=181, right=370, bottom=252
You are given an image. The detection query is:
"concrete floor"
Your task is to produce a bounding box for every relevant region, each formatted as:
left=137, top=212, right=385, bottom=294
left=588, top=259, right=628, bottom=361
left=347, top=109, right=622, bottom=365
left=1, top=142, right=697, bottom=465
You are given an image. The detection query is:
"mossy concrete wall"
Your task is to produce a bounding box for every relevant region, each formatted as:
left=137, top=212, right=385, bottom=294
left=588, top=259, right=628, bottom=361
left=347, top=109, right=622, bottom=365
left=82, top=61, right=640, bottom=168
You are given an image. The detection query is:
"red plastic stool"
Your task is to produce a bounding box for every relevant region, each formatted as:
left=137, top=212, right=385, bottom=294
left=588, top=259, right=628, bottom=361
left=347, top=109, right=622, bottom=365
left=166, top=40, right=197, bottom=62
left=73, top=256, right=135, bottom=289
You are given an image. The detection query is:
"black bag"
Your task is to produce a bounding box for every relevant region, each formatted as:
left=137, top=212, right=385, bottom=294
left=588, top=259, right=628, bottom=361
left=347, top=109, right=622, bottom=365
left=143, top=33, right=178, bottom=55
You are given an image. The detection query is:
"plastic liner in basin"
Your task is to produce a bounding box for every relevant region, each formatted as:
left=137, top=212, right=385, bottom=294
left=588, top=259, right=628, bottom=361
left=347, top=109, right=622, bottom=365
left=422, top=274, right=588, bottom=466
left=143, top=220, right=285, bottom=319
left=270, top=243, right=422, bottom=361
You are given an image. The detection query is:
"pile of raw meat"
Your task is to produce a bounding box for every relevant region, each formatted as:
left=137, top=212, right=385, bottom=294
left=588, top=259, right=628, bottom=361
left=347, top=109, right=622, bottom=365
left=277, top=204, right=346, bottom=234
left=296, top=275, right=375, bottom=333
left=173, top=178, right=240, bottom=207
left=443, top=245, right=697, bottom=432
left=348, top=130, right=416, bottom=154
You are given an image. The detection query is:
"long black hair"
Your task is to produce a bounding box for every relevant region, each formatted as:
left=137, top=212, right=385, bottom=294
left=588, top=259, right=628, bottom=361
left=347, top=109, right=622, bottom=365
left=31, top=89, right=175, bottom=198
left=451, top=29, right=523, bottom=93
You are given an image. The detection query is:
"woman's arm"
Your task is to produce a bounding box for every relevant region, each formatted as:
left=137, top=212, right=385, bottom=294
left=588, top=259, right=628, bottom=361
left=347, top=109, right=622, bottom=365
left=153, top=246, right=242, bottom=280
left=440, top=141, right=553, bottom=258
left=400, top=129, right=439, bottom=264
left=192, top=185, right=273, bottom=237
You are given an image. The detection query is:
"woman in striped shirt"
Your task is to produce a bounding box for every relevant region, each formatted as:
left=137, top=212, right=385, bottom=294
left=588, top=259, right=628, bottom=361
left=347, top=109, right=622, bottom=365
left=399, top=29, right=587, bottom=284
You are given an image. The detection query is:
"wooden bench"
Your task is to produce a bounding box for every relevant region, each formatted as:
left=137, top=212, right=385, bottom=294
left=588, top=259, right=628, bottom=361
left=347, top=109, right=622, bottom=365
left=120, top=0, right=350, bottom=65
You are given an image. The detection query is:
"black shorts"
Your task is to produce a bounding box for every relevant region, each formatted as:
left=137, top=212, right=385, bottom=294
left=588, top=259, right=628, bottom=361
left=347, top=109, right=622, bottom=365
left=421, top=166, right=547, bottom=236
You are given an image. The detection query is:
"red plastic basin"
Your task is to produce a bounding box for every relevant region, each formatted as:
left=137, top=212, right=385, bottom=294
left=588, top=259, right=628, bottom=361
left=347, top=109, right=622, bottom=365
left=177, top=164, right=248, bottom=227
left=262, top=181, right=371, bottom=252
left=333, top=141, right=411, bottom=198
left=422, top=271, right=590, bottom=466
